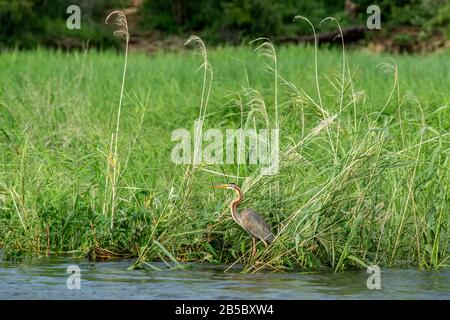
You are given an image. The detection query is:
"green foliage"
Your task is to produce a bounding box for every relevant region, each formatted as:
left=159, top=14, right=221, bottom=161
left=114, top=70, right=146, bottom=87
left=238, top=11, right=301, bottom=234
left=139, top=0, right=347, bottom=43
left=1, top=0, right=449, bottom=49
left=425, top=0, right=450, bottom=36
left=139, top=0, right=450, bottom=43
left=0, top=0, right=125, bottom=49
left=355, top=0, right=447, bottom=27
left=0, top=0, right=41, bottom=47
left=0, top=46, right=448, bottom=270
left=219, top=0, right=283, bottom=42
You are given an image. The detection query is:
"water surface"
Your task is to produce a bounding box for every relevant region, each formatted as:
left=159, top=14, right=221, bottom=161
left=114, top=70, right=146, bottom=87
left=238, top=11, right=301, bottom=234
left=0, top=251, right=448, bottom=299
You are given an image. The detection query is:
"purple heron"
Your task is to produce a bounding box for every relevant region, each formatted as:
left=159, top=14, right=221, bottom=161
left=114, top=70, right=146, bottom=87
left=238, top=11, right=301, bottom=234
left=212, top=183, right=275, bottom=256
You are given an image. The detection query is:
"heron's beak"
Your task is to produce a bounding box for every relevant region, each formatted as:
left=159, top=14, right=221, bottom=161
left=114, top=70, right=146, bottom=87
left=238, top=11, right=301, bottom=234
left=212, top=184, right=230, bottom=189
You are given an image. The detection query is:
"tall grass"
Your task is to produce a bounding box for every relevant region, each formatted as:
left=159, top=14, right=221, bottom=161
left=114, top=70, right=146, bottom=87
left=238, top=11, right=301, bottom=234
left=0, top=24, right=448, bottom=271
left=104, top=11, right=130, bottom=232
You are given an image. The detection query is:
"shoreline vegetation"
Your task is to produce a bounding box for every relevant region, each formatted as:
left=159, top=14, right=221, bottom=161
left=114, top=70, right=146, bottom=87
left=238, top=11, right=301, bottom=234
left=0, top=15, right=448, bottom=272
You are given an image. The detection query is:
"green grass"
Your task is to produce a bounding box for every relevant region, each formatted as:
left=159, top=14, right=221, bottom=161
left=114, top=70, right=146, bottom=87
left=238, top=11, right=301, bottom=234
left=0, top=44, right=448, bottom=272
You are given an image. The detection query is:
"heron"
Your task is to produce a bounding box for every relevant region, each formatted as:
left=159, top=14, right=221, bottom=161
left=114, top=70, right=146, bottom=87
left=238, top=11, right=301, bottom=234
left=212, top=183, right=275, bottom=256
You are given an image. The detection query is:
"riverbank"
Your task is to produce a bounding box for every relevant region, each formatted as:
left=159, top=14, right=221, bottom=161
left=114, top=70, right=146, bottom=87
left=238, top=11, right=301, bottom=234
left=0, top=45, right=448, bottom=271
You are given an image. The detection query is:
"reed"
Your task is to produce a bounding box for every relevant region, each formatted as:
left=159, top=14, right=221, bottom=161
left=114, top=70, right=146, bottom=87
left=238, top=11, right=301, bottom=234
left=0, top=24, right=448, bottom=271
left=104, top=10, right=130, bottom=232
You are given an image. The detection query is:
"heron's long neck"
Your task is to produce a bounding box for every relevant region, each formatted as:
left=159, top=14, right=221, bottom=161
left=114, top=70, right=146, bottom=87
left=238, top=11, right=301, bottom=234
left=230, top=188, right=242, bottom=224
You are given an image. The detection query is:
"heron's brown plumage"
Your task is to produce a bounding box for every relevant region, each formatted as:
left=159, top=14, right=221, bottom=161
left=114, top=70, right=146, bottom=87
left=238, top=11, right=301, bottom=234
left=239, top=208, right=275, bottom=244
left=225, top=184, right=275, bottom=245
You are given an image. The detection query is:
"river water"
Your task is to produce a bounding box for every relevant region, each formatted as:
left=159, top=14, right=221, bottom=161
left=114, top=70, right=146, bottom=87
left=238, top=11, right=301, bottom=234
left=0, top=251, right=448, bottom=299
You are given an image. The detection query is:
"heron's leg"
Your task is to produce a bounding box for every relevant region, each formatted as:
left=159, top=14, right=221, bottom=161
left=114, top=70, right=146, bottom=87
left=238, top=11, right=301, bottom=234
left=252, top=238, right=256, bottom=257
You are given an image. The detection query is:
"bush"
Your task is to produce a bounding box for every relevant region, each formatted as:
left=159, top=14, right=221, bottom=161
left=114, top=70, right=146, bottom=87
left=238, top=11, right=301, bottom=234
left=0, top=0, right=127, bottom=49
left=139, top=0, right=347, bottom=43
left=1, top=0, right=448, bottom=49
left=0, top=0, right=41, bottom=48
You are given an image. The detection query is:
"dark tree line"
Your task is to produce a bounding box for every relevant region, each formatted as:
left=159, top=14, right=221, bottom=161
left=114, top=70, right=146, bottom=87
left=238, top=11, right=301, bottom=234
left=1, top=0, right=448, bottom=49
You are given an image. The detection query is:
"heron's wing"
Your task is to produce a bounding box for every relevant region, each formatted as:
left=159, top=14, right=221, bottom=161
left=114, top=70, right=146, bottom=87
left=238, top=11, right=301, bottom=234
left=239, top=208, right=275, bottom=243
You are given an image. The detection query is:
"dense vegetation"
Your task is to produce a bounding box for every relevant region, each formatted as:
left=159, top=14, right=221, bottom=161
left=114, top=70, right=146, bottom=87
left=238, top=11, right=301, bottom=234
left=0, top=0, right=126, bottom=49
left=0, top=35, right=448, bottom=271
left=140, top=0, right=450, bottom=43
left=1, top=0, right=449, bottom=50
